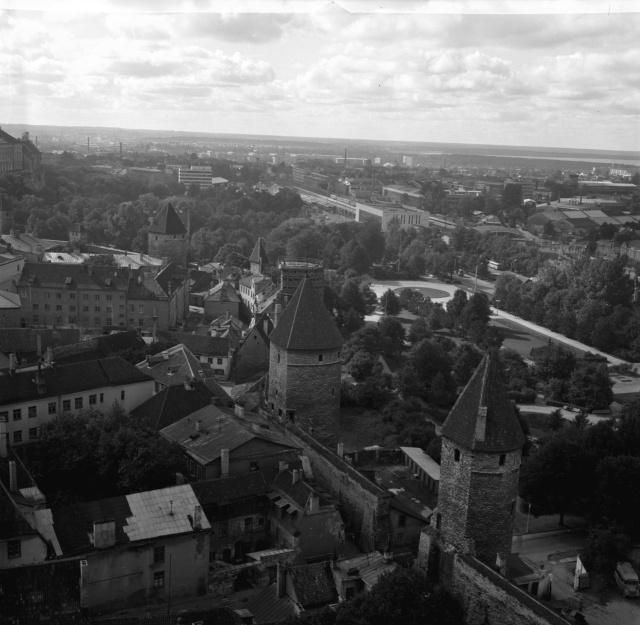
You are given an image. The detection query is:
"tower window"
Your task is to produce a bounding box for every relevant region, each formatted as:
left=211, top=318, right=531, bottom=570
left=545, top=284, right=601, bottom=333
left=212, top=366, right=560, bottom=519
left=318, top=354, right=323, bottom=362
left=510, top=500, right=516, bottom=516
left=454, top=449, right=460, bottom=462
left=436, top=513, right=442, bottom=529
left=277, top=353, right=280, bottom=363
left=331, top=388, right=335, bottom=396
left=499, top=454, right=506, bottom=466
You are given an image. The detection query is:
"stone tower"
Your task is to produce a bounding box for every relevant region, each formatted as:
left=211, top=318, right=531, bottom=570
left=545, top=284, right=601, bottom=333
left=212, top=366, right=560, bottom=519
left=148, top=202, right=187, bottom=267
left=436, top=353, right=525, bottom=567
left=249, top=237, right=269, bottom=275
left=0, top=195, right=12, bottom=235
left=268, top=277, right=344, bottom=443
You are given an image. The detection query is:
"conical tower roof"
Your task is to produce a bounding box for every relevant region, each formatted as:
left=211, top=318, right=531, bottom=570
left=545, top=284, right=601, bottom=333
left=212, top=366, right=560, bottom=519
left=249, top=237, right=269, bottom=266
left=270, top=277, right=343, bottom=350
left=148, top=202, right=187, bottom=235
left=441, top=353, right=525, bottom=452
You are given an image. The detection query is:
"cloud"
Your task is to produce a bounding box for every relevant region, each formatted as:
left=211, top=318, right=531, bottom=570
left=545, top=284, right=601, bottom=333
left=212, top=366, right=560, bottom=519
left=183, top=12, right=300, bottom=43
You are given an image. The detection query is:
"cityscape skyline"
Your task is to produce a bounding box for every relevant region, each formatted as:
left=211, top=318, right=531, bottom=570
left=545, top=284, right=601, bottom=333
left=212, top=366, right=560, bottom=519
left=1, top=0, right=640, bottom=152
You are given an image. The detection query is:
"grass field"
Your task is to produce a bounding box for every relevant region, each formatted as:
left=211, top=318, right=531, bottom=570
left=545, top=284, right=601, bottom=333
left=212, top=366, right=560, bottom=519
left=393, top=286, right=450, bottom=299
left=490, top=317, right=552, bottom=360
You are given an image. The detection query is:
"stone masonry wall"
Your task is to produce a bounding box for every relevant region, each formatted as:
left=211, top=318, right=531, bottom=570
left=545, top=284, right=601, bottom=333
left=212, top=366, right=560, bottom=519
left=268, top=344, right=341, bottom=445
left=280, top=425, right=391, bottom=553
left=148, top=233, right=187, bottom=267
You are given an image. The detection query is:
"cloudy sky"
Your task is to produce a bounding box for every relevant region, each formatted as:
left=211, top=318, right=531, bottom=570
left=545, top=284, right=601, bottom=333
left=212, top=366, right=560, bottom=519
left=1, top=0, right=639, bottom=151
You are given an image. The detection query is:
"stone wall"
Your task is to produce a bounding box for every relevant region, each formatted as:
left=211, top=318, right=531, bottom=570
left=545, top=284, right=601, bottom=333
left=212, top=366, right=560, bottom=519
left=148, top=234, right=187, bottom=267
left=279, top=424, right=391, bottom=552
left=268, top=344, right=341, bottom=445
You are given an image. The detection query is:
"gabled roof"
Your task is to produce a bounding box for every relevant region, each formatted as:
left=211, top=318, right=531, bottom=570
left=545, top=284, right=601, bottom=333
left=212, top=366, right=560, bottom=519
left=249, top=237, right=269, bottom=266
left=0, top=357, right=152, bottom=406
left=441, top=353, right=525, bottom=452
left=148, top=202, right=187, bottom=235
left=156, top=330, right=230, bottom=357
left=0, top=290, right=20, bottom=309
left=289, top=561, right=338, bottom=608
left=247, top=582, right=296, bottom=624
left=0, top=328, right=81, bottom=356
left=205, top=281, right=241, bottom=303
left=52, top=330, right=145, bottom=364
left=0, top=479, right=39, bottom=540
left=131, top=379, right=232, bottom=432
left=191, top=472, right=271, bottom=506
left=160, top=405, right=298, bottom=465
left=136, top=344, right=207, bottom=387
left=270, top=277, right=343, bottom=351
left=18, top=262, right=130, bottom=291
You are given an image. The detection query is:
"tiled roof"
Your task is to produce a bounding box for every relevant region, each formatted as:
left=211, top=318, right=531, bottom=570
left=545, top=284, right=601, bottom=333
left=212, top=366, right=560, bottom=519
left=156, top=331, right=230, bottom=357
left=189, top=269, right=215, bottom=293
left=41, top=484, right=208, bottom=556
left=160, top=405, right=297, bottom=465
left=271, top=469, right=316, bottom=509
left=0, top=479, right=38, bottom=539
left=205, top=282, right=241, bottom=303
left=18, top=262, right=130, bottom=290
left=0, top=328, right=81, bottom=356
left=289, top=561, right=338, bottom=607
left=155, top=263, right=189, bottom=294
left=249, top=237, right=270, bottom=266
left=131, top=380, right=232, bottom=432
left=0, top=290, right=20, bottom=309
left=247, top=583, right=296, bottom=624
left=0, top=357, right=152, bottom=406
left=191, top=472, right=270, bottom=506
left=441, top=353, right=526, bottom=452
left=269, top=277, right=343, bottom=351
left=148, top=202, right=187, bottom=235
left=127, top=269, right=169, bottom=301
left=136, top=344, right=207, bottom=387
left=53, top=330, right=145, bottom=364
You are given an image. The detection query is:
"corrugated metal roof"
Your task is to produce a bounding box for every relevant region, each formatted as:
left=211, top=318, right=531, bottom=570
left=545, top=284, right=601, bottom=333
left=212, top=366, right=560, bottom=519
left=400, top=447, right=441, bottom=480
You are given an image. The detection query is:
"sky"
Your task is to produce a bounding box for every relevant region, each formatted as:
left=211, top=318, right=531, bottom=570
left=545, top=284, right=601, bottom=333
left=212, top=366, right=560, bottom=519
left=1, top=0, right=639, bottom=152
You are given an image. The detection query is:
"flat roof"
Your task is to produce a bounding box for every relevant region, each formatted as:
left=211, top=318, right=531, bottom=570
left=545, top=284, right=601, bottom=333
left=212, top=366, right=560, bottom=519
left=400, top=447, right=440, bottom=480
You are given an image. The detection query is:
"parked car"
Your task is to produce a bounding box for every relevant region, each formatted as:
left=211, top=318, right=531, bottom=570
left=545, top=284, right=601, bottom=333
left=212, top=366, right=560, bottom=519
left=614, top=562, right=639, bottom=598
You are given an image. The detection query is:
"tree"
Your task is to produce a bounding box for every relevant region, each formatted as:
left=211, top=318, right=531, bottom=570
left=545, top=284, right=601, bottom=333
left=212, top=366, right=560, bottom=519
left=451, top=343, right=483, bottom=387
left=340, top=239, right=371, bottom=274
left=446, top=289, right=468, bottom=329
left=531, top=342, right=577, bottom=382
left=82, top=254, right=117, bottom=267
left=583, top=524, right=631, bottom=575
left=399, top=339, right=455, bottom=402
left=334, top=568, right=463, bottom=625
left=379, top=289, right=401, bottom=316
left=459, top=292, right=491, bottom=336
left=347, top=351, right=383, bottom=382
left=408, top=317, right=432, bottom=345
left=567, top=363, right=613, bottom=411
left=357, top=222, right=385, bottom=263
left=520, top=434, right=591, bottom=525
left=377, top=316, right=405, bottom=357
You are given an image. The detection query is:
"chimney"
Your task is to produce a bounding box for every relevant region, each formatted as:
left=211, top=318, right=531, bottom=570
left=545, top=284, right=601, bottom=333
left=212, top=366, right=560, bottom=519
left=234, top=404, right=245, bottom=418
left=195, top=419, right=201, bottom=432
left=292, top=469, right=300, bottom=484
left=9, top=460, right=17, bottom=492
left=496, top=552, right=507, bottom=576
left=8, top=353, right=16, bottom=375
left=36, top=332, right=42, bottom=357
left=175, top=472, right=185, bottom=485
left=221, top=448, right=230, bottom=477
left=307, top=493, right=320, bottom=514
left=263, top=317, right=270, bottom=335
left=137, top=274, right=142, bottom=285
left=278, top=460, right=289, bottom=473
left=0, top=414, right=7, bottom=458
left=276, top=562, right=286, bottom=597
left=46, top=346, right=53, bottom=366
left=274, top=303, right=282, bottom=327
left=93, top=519, right=116, bottom=549
left=475, top=406, right=487, bottom=442
left=252, top=423, right=261, bottom=433
left=211, top=395, right=220, bottom=406
left=184, top=376, right=194, bottom=391
left=162, top=351, right=169, bottom=360
left=35, top=363, right=46, bottom=395
left=193, top=505, right=202, bottom=530
left=22, top=132, right=29, bottom=142
left=337, top=443, right=344, bottom=458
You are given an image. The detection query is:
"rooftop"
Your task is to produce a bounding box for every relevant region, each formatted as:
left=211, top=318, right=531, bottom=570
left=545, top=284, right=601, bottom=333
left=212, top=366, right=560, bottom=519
left=400, top=447, right=441, bottom=481
left=18, top=262, right=130, bottom=291
left=148, top=202, right=187, bottom=235
left=156, top=330, right=230, bottom=357
left=136, top=344, right=208, bottom=387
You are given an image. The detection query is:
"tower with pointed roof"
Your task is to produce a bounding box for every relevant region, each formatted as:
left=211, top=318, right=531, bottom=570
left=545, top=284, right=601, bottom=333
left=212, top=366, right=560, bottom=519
left=147, top=202, right=187, bottom=267
left=249, top=237, right=269, bottom=275
left=268, top=277, right=344, bottom=443
left=435, top=353, right=525, bottom=567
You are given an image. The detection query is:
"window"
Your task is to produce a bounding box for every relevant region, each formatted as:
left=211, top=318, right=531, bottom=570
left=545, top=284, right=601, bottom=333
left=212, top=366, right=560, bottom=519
left=119, top=295, right=124, bottom=300
left=129, top=305, right=135, bottom=312
left=21, top=290, right=27, bottom=297
left=331, top=388, right=335, bottom=396
left=44, top=292, right=50, bottom=299
left=94, top=318, right=101, bottom=325
left=207, top=357, right=214, bottom=364
left=214, top=369, right=225, bottom=376
left=138, top=319, right=144, bottom=327
left=277, top=353, right=280, bottom=363
left=13, top=431, right=22, bottom=443
left=139, top=305, right=144, bottom=314
left=83, top=294, right=89, bottom=300
left=69, top=316, right=77, bottom=324
left=83, top=306, right=89, bottom=312
left=33, top=315, right=39, bottom=323
left=94, top=306, right=100, bottom=312
left=217, top=358, right=223, bottom=365
left=56, top=292, right=62, bottom=299
left=119, top=304, right=124, bottom=310
left=56, top=316, right=62, bottom=324
left=396, top=532, right=404, bottom=545
left=99, top=393, right=104, bottom=403
left=89, top=394, right=97, bottom=405
left=0, top=411, right=7, bottom=421
left=7, top=540, right=21, bottom=559
left=436, top=513, right=442, bottom=529
left=12, top=409, right=21, bottom=421
left=32, top=303, right=38, bottom=310
left=56, top=305, right=62, bottom=311
left=69, top=293, right=76, bottom=299
left=106, top=295, right=112, bottom=301
left=398, top=514, right=406, bottom=527
left=75, top=397, right=83, bottom=409
left=62, top=399, right=71, bottom=411
left=510, top=500, right=516, bottom=516
left=153, top=546, right=165, bottom=563
left=219, top=522, right=228, bottom=537
left=94, top=295, right=100, bottom=301
left=28, top=406, right=37, bottom=418
left=244, top=517, right=253, bottom=532
left=454, top=449, right=460, bottom=462
left=48, top=402, right=56, bottom=414
left=318, top=354, right=323, bottom=362
left=499, top=454, right=506, bottom=466
left=106, top=307, right=112, bottom=313
left=120, top=390, right=125, bottom=401
left=153, top=571, right=165, bottom=588
left=44, top=304, right=50, bottom=311
left=29, top=427, right=38, bottom=440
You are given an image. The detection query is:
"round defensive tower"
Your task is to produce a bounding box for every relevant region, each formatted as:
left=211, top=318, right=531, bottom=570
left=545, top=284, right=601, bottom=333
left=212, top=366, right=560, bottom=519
left=435, top=353, right=526, bottom=567
left=279, top=258, right=324, bottom=303
left=267, top=277, right=344, bottom=444
left=148, top=202, right=188, bottom=267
